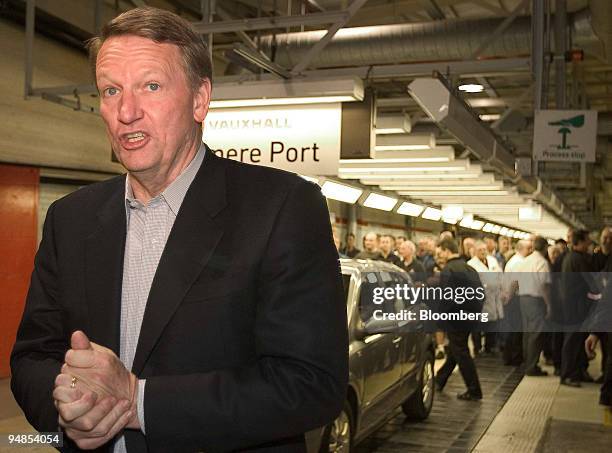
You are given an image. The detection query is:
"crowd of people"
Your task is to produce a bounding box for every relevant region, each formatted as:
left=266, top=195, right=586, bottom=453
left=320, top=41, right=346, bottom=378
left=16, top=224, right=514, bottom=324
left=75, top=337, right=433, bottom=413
left=334, top=226, right=612, bottom=405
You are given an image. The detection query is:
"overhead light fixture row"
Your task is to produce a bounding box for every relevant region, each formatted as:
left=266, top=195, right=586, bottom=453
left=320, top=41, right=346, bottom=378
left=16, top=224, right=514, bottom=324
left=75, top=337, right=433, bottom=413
left=375, top=133, right=436, bottom=151
left=210, top=77, right=364, bottom=108
left=397, top=202, right=425, bottom=217
left=320, top=181, right=363, bottom=204
left=362, top=193, right=398, bottom=211
left=422, top=207, right=443, bottom=221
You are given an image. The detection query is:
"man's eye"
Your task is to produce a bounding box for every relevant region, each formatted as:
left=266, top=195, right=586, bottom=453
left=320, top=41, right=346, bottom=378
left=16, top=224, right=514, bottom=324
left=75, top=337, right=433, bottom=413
left=147, top=83, right=160, bottom=91
left=104, top=87, right=118, bottom=96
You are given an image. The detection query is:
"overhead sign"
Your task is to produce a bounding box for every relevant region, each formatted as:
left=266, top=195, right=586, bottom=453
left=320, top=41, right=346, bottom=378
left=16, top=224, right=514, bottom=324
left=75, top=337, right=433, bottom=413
left=203, top=103, right=341, bottom=175
left=533, top=110, right=597, bottom=162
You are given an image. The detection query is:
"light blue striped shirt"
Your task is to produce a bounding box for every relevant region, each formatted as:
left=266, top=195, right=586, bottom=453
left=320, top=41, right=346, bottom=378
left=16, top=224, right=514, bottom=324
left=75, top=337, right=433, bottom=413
left=113, top=145, right=205, bottom=452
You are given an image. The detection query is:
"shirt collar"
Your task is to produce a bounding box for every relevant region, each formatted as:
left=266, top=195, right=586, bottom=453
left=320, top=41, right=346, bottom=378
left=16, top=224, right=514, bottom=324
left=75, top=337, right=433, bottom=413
left=124, top=143, right=205, bottom=215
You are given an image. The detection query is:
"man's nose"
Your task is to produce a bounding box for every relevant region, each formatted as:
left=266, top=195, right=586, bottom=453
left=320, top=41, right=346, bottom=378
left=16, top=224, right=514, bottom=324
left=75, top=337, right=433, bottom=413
left=117, top=90, right=143, bottom=124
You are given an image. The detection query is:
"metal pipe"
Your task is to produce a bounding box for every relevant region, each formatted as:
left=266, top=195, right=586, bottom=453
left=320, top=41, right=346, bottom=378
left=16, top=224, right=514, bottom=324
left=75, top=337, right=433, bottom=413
left=24, top=0, right=35, bottom=99
left=554, top=0, right=567, bottom=108
left=532, top=0, right=545, bottom=110
left=191, top=10, right=348, bottom=34
left=94, top=0, right=103, bottom=34
left=257, top=9, right=596, bottom=69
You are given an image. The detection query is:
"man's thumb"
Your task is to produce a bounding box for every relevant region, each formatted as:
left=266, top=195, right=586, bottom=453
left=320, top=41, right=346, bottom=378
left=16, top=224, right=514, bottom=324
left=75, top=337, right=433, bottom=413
left=71, top=330, right=93, bottom=350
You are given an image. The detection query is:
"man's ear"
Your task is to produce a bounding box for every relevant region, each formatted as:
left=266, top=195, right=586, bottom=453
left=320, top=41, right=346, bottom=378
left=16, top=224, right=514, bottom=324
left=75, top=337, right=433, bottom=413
left=193, top=78, right=212, bottom=123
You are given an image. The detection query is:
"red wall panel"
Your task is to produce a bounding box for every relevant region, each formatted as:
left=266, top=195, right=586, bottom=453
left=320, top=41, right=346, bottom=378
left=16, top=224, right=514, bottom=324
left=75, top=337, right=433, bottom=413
left=0, top=165, right=38, bottom=377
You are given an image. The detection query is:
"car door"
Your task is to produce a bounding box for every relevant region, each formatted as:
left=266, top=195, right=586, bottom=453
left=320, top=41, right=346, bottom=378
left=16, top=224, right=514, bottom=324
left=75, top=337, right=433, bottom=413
left=397, top=272, right=420, bottom=378
left=358, top=269, right=403, bottom=430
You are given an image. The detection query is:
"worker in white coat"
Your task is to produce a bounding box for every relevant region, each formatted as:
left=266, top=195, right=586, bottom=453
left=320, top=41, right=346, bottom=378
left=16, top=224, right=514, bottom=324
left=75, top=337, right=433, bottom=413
left=468, top=240, right=504, bottom=353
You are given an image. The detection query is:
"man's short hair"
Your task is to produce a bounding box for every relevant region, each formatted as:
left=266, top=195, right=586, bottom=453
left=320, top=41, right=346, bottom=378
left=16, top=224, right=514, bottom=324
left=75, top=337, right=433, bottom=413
left=439, top=230, right=454, bottom=239
left=533, top=236, right=548, bottom=253
left=437, top=237, right=458, bottom=254
left=86, top=7, right=213, bottom=92
left=572, top=229, right=589, bottom=246
left=555, top=238, right=567, bottom=246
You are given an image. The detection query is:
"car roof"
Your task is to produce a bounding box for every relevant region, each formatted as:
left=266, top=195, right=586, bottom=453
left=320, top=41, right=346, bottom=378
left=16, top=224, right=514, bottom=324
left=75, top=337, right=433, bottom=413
left=339, top=258, right=405, bottom=274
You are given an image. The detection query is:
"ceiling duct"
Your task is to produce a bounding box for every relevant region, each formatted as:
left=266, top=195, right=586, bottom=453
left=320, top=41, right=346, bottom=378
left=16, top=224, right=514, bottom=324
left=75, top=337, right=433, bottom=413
left=259, top=9, right=599, bottom=69
left=407, top=76, right=584, bottom=230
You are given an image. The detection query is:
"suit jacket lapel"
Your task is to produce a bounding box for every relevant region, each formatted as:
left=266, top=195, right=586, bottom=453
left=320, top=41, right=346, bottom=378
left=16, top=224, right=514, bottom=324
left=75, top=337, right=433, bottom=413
left=132, top=150, right=227, bottom=375
left=84, top=177, right=126, bottom=356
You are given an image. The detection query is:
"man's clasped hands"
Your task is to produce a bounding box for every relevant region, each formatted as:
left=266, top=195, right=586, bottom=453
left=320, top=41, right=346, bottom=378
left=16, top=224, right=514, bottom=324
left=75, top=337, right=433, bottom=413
left=53, top=331, right=140, bottom=449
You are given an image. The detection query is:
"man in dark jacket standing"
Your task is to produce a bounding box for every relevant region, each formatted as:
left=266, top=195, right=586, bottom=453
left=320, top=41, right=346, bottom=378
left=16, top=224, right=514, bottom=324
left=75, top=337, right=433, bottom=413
left=560, top=229, right=600, bottom=387
left=10, top=7, right=347, bottom=452
left=433, top=238, right=484, bottom=401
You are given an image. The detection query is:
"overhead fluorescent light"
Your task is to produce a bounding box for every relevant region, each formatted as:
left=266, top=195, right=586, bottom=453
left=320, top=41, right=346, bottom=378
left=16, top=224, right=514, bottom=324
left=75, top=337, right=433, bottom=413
left=491, top=224, right=502, bottom=234
left=482, top=223, right=494, bottom=233
left=397, top=202, right=425, bottom=217
left=210, top=77, right=364, bottom=108
left=470, top=219, right=485, bottom=230
left=422, top=207, right=443, bottom=221
left=506, top=229, right=515, bottom=237
left=368, top=147, right=454, bottom=163
left=442, top=205, right=464, bottom=220
left=339, top=160, right=470, bottom=174
left=376, top=113, right=412, bottom=134
left=362, top=193, right=398, bottom=211
left=396, top=190, right=511, bottom=196
left=351, top=170, right=483, bottom=180
left=211, top=96, right=358, bottom=108
left=479, top=113, right=501, bottom=121
left=499, top=227, right=509, bottom=236
left=518, top=205, right=542, bottom=221
left=458, top=83, right=484, bottom=93
left=459, top=214, right=474, bottom=227
left=375, top=134, right=435, bottom=151
left=513, top=231, right=522, bottom=238
left=320, top=181, right=362, bottom=204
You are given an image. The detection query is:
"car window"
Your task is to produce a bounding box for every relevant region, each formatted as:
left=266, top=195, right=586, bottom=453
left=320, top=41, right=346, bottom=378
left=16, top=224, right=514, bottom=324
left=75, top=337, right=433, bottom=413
left=359, top=271, right=403, bottom=322
left=341, top=273, right=351, bottom=305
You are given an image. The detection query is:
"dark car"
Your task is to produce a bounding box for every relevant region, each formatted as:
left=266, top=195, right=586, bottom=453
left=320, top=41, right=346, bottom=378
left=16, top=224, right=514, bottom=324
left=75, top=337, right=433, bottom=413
left=309, top=259, right=435, bottom=452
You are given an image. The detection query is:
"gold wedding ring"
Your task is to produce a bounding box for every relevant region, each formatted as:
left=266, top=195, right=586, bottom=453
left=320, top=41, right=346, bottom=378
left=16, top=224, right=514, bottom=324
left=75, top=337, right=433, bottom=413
left=70, top=376, right=77, bottom=389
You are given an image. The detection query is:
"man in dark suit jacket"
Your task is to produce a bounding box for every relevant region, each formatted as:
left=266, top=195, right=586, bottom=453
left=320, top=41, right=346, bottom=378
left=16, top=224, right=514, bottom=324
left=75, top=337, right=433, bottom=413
left=10, top=7, right=347, bottom=453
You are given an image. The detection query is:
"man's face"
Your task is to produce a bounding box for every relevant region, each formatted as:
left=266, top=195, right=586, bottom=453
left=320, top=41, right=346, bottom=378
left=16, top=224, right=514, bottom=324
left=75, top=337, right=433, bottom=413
left=435, top=247, right=448, bottom=268
left=380, top=236, right=392, bottom=254
left=548, top=245, right=560, bottom=263
left=396, top=237, right=404, bottom=249
left=417, top=240, right=426, bottom=256
left=475, top=243, right=488, bottom=261
left=463, top=238, right=475, bottom=257
left=575, top=238, right=591, bottom=252
left=399, top=242, right=413, bottom=260
left=485, top=238, right=496, bottom=253
left=97, top=35, right=210, bottom=177
left=347, top=235, right=355, bottom=247
left=364, top=234, right=377, bottom=252
left=499, top=237, right=509, bottom=252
